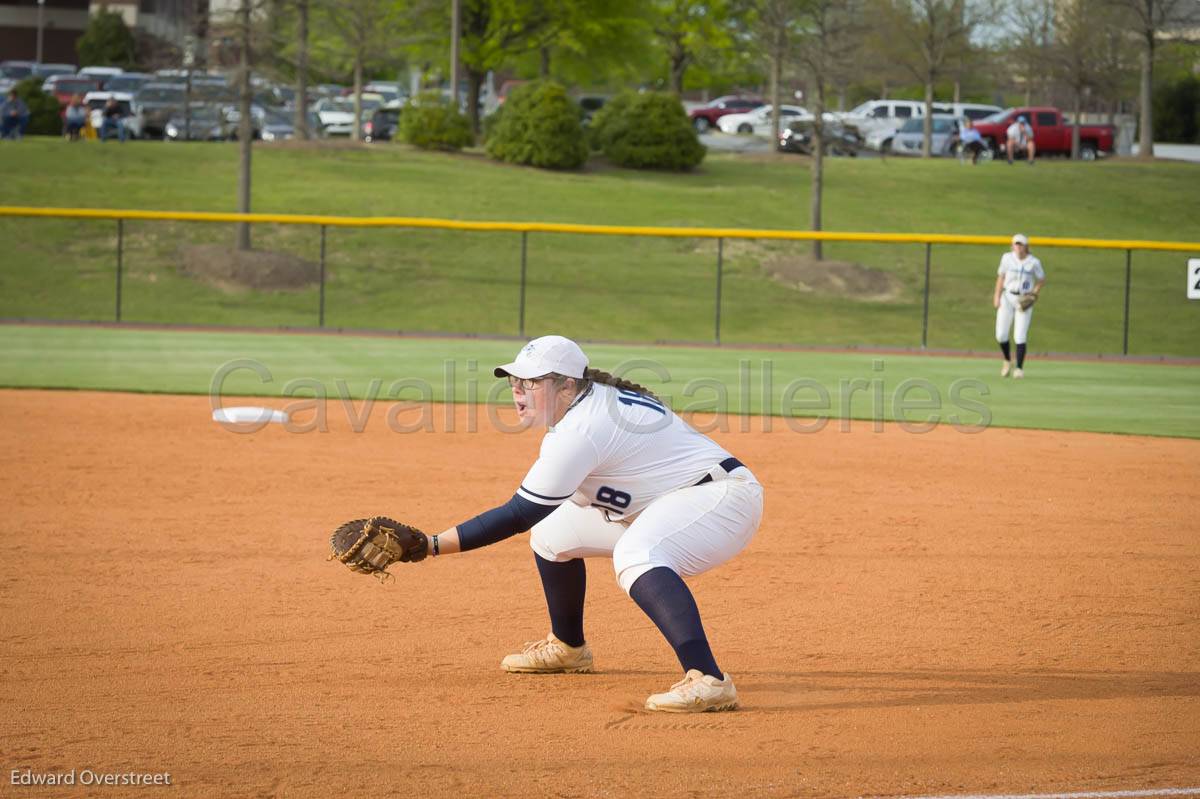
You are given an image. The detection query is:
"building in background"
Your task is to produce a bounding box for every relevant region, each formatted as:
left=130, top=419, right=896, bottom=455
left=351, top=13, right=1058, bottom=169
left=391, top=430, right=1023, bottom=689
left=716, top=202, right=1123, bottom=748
left=0, top=0, right=205, bottom=69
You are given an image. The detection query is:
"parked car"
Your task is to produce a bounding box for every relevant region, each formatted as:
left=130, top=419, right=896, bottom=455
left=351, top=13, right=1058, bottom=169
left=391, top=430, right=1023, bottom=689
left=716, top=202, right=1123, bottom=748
left=577, top=95, right=607, bottom=126
left=131, top=82, right=187, bottom=138
left=83, top=91, right=134, bottom=134
left=101, top=72, right=152, bottom=93
left=944, top=102, right=1002, bottom=121
left=891, top=114, right=961, bottom=155
left=259, top=110, right=299, bottom=141
left=717, top=104, right=812, bottom=135
left=32, top=62, right=77, bottom=79
left=42, top=75, right=104, bottom=107
left=837, top=99, right=953, bottom=147
left=971, top=106, right=1115, bottom=160
left=312, top=97, right=361, bottom=136
left=0, top=60, right=35, bottom=79
left=688, top=95, right=765, bottom=133
left=79, top=66, right=123, bottom=80
left=778, top=119, right=862, bottom=156
left=164, top=104, right=228, bottom=141
left=363, top=103, right=400, bottom=142
left=0, top=60, right=34, bottom=90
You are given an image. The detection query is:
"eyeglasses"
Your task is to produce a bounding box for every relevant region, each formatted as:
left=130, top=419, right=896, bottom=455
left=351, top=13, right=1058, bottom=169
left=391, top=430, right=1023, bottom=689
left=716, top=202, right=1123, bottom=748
left=508, top=375, right=550, bottom=391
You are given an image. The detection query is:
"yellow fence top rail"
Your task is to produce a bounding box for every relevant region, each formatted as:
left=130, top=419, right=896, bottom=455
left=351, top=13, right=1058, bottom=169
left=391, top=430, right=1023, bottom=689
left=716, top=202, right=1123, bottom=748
left=2, top=206, right=1197, bottom=253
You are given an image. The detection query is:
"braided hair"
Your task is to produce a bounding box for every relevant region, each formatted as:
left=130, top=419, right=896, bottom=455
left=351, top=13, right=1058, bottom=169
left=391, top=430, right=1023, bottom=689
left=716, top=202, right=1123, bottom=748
left=549, top=368, right=659, bottom=401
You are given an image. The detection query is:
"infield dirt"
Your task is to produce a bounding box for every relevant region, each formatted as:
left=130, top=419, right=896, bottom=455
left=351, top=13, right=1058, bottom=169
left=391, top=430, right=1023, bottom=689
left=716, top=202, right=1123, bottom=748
left=1, top=389, right=1197, bottom=798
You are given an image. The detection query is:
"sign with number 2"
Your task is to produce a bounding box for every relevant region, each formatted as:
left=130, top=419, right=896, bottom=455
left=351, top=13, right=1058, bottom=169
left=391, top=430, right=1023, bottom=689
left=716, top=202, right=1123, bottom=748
left=1189, top=259, right=1200, bottom=301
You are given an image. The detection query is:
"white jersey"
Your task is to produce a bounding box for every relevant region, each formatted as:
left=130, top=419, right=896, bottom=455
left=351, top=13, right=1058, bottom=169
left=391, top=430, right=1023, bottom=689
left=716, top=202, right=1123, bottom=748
left=1006, top=121, right=1030, bottom=143
left=998, top=251, right=1045, bottom=294
left=516, top=382, right=733, bottom=519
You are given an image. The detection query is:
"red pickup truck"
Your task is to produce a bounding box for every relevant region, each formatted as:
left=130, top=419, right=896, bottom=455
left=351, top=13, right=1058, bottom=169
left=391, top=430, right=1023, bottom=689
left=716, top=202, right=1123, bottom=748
left=972, top=106, right=1115, bottom=161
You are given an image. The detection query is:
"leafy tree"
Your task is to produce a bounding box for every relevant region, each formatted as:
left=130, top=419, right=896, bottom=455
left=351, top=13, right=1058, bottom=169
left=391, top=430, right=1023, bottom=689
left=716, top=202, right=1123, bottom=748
left=458, top=0, right=559, bottom=134
left=873, top=0, right=989, bottom=156
left=76, top=8, right=138, bottom=70
left=1108, top=0, right=1200, bottom=157
left=650, top=0, right=746, bottom=94
left=793, top=0, right=864, bottom=259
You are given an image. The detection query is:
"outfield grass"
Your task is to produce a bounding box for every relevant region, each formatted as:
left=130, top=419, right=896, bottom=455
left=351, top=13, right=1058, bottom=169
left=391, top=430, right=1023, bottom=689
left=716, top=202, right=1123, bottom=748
left=1, top=140, right=1198, bottom=355
left=2, top=325, right=1197, bottom=438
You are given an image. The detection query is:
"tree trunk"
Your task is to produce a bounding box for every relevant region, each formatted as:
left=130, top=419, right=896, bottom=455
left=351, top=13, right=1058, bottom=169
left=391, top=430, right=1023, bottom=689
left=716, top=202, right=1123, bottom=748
left=449, top=0, right=459, bottom=108
left=810, top=139, right=823, bottom=262
left=670, top=44, right=688, bottom=94
left=1071, top=86, right=1082, bottom=159
left=351, top=52, right=363, bottom=143
left=1137, top=34, right=1153, bottom=158
left=236, top=0, right=252, bottom=252
left=467, top=68, right=484, bottom=136
left=294, top=0, right=308, bottom=139
left=540, top=46, right=550, bottom=78
left=810, top=73, right=825, bottom=262
left=769, top=43, right=782, bottom=145
left=922, top=79, right=933, bottom=158
left=953, top=78, right=961, bottom=105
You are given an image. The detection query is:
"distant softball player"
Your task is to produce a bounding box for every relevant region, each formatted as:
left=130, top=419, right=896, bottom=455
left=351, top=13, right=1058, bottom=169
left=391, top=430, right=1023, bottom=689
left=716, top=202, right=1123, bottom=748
left=993, top=233, right=1046, bottom=378
left=330, top=335, right=763, bottom=712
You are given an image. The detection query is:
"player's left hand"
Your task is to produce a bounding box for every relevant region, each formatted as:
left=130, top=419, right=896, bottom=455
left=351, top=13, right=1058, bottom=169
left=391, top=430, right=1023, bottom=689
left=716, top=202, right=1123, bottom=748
left=1018, top=293, right=1038, bottom=311
left=328, top=516, right=429, bottom=581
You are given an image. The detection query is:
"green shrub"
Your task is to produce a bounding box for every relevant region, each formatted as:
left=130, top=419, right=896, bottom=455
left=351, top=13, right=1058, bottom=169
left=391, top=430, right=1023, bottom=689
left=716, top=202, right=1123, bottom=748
left=485, top=81, right=587, bottom=170
left=588, top=91, right=705, bottom=171
left=13, top=78, right=63, bottom=136
left=400, top=93, right=474, bottom=151
left=1153, top=75, right=1199, bottom=144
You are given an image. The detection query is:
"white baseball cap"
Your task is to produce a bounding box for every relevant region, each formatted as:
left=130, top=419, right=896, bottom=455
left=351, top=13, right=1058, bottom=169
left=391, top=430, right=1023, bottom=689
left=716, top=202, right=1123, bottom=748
left=494, top=335, right=589, bottom=379
left=1012, top=233, right=1029, bottom=245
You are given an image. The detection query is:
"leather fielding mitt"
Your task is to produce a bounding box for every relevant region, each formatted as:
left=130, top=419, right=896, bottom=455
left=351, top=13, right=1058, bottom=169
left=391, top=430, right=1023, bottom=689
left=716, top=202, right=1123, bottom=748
left=1018, top=293, right=1038, bottom=311
left=329, top=516, right=428, bottom=582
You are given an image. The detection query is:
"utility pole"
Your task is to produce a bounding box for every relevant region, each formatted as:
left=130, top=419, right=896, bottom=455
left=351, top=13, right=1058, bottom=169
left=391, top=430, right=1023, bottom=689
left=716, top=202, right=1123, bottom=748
left=449, top=0, right=460, bottom=109
left=36, top=0, right=45, bottom=64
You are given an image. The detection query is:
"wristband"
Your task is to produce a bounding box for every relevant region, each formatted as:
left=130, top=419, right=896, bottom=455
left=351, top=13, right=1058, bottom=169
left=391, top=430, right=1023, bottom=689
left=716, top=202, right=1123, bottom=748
left=432, top=534, right=440, bottom=557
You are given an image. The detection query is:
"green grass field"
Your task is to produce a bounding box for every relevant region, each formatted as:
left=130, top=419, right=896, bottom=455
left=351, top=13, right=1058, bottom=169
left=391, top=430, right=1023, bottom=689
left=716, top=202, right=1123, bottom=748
left=2, top=325, right=1196, bottom=438
left=1, top=140, right=1198, bottom=356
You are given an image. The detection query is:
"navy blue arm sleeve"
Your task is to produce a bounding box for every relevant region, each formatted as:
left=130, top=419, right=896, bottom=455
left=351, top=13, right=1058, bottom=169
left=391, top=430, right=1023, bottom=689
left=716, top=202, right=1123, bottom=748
left=456, top=493, right=560, bottom=552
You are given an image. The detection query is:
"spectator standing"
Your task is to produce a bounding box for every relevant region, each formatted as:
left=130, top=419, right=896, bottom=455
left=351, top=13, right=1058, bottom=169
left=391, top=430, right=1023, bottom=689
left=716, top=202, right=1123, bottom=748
left=1, top=89, right=29, bottom=140
left=64, top=94, right=88, bottom=141
left=100, top=97, right=127, bottom=143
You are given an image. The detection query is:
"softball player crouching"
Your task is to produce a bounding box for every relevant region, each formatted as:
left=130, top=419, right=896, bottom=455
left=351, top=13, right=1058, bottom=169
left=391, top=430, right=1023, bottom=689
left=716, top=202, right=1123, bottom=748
left=429, top=335, right=763, bottom=712
left=993, top=233, right=1046, bottom=378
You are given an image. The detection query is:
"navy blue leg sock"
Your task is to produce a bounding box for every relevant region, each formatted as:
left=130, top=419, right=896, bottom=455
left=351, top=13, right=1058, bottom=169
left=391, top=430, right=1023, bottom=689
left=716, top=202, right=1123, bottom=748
left=534, top=554, right=586, bottom=648
left=629, top=566, right=722, bottom=678
left=999, top=340, right=1011, bottom=361
left=1016, top=343, right=1027, bottom=368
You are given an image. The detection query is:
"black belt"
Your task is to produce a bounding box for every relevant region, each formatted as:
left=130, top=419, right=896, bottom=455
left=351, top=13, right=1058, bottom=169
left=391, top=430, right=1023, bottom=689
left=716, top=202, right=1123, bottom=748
left=695, top=457, right=745, bottom=485
left=1009, top=290, right=1022, bottom=294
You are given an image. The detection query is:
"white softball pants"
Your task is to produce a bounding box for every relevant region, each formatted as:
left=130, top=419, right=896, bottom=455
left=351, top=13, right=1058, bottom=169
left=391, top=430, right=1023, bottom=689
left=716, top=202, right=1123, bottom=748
left=530, top=468, right=763, bottom=595
left=995, top=292, right=1034, bottom=345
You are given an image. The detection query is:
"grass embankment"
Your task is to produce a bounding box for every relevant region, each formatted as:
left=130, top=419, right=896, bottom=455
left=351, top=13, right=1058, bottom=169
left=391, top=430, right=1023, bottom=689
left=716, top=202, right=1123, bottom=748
left=1, top=140, right=1197, bottom=355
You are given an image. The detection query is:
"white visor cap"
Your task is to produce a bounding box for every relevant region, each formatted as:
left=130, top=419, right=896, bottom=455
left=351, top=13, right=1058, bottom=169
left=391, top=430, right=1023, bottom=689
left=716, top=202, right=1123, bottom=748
left=1012, top=233, right=1029, bottom=246
left=494, top=335, right=589, bottom=380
